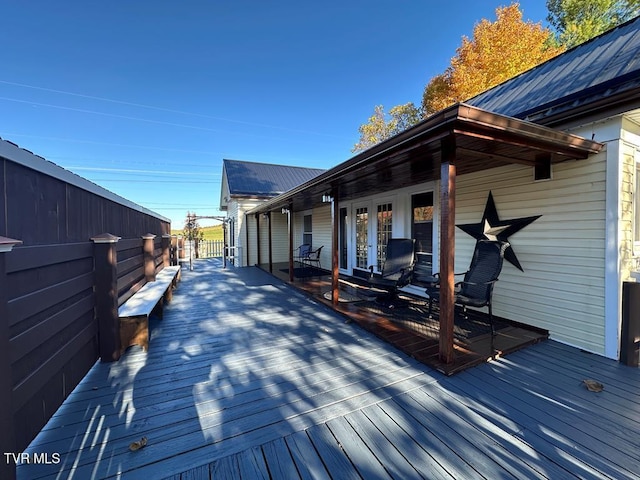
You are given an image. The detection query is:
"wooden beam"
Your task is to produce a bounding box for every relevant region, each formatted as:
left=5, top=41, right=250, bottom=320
left=439, top=139, right=456, bottom=364
left=331, top=189, right=340, bottom=306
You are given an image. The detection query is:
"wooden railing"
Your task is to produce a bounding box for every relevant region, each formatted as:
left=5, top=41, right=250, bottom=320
left=196, top=239, right=225, bottom=258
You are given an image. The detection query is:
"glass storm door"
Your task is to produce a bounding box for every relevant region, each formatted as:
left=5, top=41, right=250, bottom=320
left=412, top=192, right=434, bottom=278
left=355, top=206, right=369, bottom=270
left=375, top=203, right=392, bottom=272
left=339, top=207, right=348, bottom=270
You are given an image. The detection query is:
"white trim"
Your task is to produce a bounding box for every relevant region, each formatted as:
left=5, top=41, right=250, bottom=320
left=604, top=138, right=621, bottom=360
left=0, top=138, right=170, bottom=223
left=634, top=152, right=640, bottom=256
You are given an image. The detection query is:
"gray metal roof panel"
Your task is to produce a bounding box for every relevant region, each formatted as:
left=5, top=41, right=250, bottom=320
left=469, top=15, right=640, bottom=120
left=223, top=159, right=326, bottom=197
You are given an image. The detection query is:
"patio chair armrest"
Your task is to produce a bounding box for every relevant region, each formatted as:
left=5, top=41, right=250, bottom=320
left=458, top=279, right=499, bottom=287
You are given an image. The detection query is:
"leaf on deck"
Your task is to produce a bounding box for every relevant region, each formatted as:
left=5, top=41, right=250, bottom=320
left=129, top=436, right=148, bottom=452
left=582, top=379, right=604, bottom=392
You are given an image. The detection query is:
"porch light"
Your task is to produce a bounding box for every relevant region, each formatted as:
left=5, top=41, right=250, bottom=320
left=322, top=194, right=333, bottom=203
left=281, top=207, right=289, bottom=214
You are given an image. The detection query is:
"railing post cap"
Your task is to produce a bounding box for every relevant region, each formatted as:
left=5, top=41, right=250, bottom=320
left=142, top=233, right=156, bottom=240
left=162, top=233, right=172, bottom=238
left=91, top=233, right=121, bottom=244
left=0, top=236, right=22, bottom=253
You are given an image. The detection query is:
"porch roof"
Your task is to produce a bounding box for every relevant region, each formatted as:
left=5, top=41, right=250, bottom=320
left=248, top=103, right=603, bottom=214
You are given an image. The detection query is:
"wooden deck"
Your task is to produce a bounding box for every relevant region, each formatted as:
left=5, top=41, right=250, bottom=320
left=18, top=258, right=640, bottom=479
left=264, top=263, right=548, bottom=375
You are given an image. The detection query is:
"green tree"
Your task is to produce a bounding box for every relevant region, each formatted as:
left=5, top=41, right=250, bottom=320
left=352, top=102, right=422, bottom=152
left=422, top=3, right=563, bottom=116
left=547, top=0, right=640, bottom=48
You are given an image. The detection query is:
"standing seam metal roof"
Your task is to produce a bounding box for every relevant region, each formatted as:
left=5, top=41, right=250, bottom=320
left=223, top=159, right=326, bottom=197
left=468, top=15, right=640, bottom=121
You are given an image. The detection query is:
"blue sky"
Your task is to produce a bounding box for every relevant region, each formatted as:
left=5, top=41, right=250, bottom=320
left=1, top=1, right=550, bottom=227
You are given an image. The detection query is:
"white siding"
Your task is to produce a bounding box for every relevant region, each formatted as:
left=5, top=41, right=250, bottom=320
left=312, top=205, right=332, bottom=270
left=228, top=199, right=265, bottom=267
left=270, top=212, right=289, bottom=263
left=245, top=213, right=258, bottom=266
left=456, top=155, right=607, bottom=354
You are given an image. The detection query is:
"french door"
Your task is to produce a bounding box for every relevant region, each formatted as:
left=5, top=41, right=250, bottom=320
left=353, top=201, right=392, bottom=274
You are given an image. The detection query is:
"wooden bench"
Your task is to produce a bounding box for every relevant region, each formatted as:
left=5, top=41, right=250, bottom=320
left=118, top=265, right=181, bottom=354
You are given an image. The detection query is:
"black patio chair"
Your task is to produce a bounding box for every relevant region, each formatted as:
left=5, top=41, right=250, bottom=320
left=368, top=238, right=415, bottom=308
left=425, top=240, right=509, bottom=335
left=303, top=245, right=324, bottom=271
left=294, top=244, right=311, bottom=267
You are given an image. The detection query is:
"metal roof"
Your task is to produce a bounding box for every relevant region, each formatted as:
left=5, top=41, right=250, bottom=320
left=468, top=15, right=640, bottom=124
left=222, top=159, right=326, bottom=198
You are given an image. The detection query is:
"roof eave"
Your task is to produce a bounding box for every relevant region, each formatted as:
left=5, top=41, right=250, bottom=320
left=247, top=104, right=603, bottom=215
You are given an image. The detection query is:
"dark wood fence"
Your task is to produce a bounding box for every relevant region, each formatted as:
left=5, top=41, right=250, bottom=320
left=2, top=242, right=97, bottom=452
left=1, top=153, right=170, bottom=244
left=0, top=235, right=175, bottom=479
left=0, top=140, right=174, bottom=479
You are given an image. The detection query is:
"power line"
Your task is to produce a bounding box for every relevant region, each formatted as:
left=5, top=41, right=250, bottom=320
left=0, top=79, right=351, bottom=139
left=0, top=132, right=225, bottom=155
left=64, top=166, right=221, bottom=176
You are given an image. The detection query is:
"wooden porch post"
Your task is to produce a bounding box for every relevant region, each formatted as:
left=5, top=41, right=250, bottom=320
left=255, top=213, right=261, bottom=267
left=0, top=237, right=22, bottom=480
left=267, top=212, right=273, bottom=273
left=287, top=206, right=294, bottom=283
left=91, top=233, right=122, bottom=362
left=170, top=235, right=178, bottom=266
left=331, top=189, right=340, bottom=306
left=439, top=139, right=456, bottom=364
left=222, top=222, right=227, bottom=269
left=142, top=234, right=156, bottom=282
left=161, top=234, right=171, bottom=268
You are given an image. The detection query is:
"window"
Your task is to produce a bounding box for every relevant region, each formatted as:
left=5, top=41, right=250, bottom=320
left=635, top=162, right=640, bottom=252
left=412, top=192, right=434, bottom=276
left=303, top=214, right=312, bottom=246
left=339, top=207, right=348, bottom=269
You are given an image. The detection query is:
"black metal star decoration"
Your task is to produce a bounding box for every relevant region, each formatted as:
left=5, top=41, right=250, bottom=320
left=456, top=191, right=541, bottom=271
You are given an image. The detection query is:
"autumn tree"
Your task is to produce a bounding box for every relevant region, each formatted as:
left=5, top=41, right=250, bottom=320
left=352, top=102, right=422, bottom=152
left=547, top=0, right=640, bottom=48
left=422, top=3, right=564, bottom=115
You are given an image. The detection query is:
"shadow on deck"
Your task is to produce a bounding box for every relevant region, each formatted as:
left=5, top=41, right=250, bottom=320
left=17, top=259, right=640, bottom=480
left=261, top=262, right=548, bottom=375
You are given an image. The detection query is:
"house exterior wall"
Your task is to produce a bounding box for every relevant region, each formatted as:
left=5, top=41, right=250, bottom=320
left=245, top=213, right=257, bottom=266
left=310, top=205, right=331, bottom=269
left=291, top=207, right=332, bottom=268
left=333, top=143, right=610, bottom=355
left=270, top=211, right=289, bottom=263
left=620, top=117, right=640, bottom=281
left=455, top=156, right=607, bottom=355
left=227, top=198, right=264, bottom=267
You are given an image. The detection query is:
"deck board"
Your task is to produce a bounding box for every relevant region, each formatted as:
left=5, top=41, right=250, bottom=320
left=285, top=430, right=331, bottom=480
left=17, top=259, right=640, bottom=480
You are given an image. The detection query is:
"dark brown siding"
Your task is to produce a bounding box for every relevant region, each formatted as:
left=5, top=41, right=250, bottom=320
left=6, top=243, right=97, bottom=450
left=1, top=158, right=169, bottom=244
